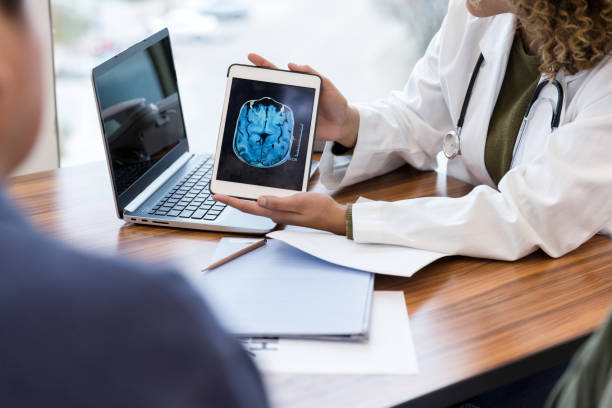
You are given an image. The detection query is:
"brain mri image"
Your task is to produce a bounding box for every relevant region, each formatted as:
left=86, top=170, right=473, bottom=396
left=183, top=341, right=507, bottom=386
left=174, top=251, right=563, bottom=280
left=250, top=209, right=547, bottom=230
left=217, top=77, right=315, bottom=191
left=233, top=97, right=296, bottom=168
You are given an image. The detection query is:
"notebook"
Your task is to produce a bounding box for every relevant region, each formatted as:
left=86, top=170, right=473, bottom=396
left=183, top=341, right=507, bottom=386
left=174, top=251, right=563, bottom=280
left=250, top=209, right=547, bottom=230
left=196, top=238, right=374, bottom=340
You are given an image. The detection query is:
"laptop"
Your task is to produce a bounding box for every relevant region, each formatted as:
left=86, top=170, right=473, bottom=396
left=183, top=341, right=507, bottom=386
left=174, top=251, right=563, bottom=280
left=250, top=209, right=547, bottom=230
left=91, top=29, right=277, bottom=234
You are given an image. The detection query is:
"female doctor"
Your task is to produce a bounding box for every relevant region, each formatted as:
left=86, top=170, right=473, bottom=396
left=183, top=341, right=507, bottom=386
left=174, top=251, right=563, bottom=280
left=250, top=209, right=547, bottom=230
left=215, top=0, right=612, bottom=261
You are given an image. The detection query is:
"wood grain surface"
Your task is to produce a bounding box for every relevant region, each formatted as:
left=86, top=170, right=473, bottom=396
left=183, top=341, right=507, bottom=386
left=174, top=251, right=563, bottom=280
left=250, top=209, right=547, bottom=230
left=7, top=157, right=612, bottom=408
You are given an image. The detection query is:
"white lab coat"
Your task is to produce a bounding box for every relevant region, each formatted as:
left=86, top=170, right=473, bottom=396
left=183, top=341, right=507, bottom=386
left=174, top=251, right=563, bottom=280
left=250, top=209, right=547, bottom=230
left=320, top=0, right=612, bottom=261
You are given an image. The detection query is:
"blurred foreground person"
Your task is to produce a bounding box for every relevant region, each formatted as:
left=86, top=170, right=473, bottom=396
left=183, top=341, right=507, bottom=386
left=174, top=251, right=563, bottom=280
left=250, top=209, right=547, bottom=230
left=0, top=1, right=267, bottom=407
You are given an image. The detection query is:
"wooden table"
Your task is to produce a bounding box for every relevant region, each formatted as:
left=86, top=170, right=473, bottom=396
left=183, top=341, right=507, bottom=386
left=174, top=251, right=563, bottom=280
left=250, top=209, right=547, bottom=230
left=8, top=158, right=612, bottom=408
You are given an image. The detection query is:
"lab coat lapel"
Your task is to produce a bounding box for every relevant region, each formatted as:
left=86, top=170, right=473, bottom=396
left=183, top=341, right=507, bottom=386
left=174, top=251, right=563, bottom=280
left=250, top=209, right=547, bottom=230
left=460, top=13, right=516, bottom=187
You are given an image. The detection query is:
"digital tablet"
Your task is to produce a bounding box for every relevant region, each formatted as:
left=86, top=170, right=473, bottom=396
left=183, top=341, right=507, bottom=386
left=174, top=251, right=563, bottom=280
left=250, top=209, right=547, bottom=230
left=210, top=64, right=321, bottom=200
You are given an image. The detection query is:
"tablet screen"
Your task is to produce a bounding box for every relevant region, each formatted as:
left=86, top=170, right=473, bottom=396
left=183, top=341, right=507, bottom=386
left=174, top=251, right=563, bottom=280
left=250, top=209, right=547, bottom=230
left=215, top=78, right=316, bottom=191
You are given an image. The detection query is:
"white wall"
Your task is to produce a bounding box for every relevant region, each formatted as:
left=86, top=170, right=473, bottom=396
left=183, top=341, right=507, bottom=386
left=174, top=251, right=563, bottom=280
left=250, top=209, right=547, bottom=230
left=14, top=0, right=59, bottom=176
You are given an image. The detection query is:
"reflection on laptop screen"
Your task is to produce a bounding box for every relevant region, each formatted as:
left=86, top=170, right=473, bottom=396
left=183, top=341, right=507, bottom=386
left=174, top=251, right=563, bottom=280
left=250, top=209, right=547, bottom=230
left=94, top=35, right=186, bottom=196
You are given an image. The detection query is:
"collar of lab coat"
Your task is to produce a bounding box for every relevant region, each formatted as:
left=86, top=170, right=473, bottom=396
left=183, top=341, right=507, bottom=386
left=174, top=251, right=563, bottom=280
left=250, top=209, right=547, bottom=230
left=478, top=13, right=516, bottom=60
left=459, top=12, right=516, bottom=187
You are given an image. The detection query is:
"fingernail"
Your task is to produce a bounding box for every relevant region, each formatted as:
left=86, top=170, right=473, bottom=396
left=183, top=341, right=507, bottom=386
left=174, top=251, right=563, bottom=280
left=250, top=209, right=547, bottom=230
left=258, top=197, right=268, bottom=207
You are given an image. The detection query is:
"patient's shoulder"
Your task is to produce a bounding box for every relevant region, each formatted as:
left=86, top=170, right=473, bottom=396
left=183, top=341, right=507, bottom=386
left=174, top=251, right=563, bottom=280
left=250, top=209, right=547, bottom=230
left=0, top=220, right=267, bottom=407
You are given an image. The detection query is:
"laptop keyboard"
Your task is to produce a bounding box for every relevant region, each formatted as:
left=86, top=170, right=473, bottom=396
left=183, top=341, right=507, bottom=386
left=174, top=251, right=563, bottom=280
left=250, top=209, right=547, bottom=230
left=148, top=156, right=227, bottom=221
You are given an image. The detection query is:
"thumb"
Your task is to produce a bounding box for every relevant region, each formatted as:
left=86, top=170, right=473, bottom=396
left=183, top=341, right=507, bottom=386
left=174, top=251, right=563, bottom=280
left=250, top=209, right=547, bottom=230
left=288, top=63, right=319, bottom=76
left=258, top=195, right=300, bottom=212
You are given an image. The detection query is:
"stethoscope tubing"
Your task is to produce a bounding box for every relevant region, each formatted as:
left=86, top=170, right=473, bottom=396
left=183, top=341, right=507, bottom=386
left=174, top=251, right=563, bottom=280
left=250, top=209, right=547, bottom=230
left=444, top=52, right=564, bottom=160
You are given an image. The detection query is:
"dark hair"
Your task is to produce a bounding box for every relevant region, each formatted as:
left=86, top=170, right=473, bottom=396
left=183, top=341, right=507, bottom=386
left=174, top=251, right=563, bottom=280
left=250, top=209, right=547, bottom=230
left=0, top=0, right=22, bottom=18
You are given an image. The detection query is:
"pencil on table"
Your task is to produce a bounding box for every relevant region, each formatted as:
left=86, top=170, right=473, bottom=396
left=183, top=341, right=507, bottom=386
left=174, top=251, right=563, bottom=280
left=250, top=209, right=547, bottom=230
left=205, top=239, right=267, bottom=271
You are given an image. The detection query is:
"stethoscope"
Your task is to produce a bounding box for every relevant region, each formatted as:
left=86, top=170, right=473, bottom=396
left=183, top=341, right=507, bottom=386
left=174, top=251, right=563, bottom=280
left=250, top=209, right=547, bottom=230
left=443, top=53, right=564, bottom=160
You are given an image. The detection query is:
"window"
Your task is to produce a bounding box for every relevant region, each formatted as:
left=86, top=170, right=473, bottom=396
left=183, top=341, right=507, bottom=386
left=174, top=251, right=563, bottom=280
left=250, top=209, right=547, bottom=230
left=52, top=0, right=448, bottom=167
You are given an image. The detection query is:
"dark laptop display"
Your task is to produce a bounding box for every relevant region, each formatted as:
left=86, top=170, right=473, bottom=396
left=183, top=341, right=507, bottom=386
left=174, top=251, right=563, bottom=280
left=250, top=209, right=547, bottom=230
left=93, top=29, right=189, bottom=211
left=91, top=29, right=276, bottom=234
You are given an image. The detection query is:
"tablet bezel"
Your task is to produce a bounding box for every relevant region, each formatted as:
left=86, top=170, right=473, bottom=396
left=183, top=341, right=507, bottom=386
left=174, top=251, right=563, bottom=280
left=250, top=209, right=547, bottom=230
left=210, top=64, right=321, bottom=200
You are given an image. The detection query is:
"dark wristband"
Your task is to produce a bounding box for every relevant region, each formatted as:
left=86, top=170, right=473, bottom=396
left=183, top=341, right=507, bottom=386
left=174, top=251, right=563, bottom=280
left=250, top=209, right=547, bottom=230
left=345, top=203, right=354, bottom=240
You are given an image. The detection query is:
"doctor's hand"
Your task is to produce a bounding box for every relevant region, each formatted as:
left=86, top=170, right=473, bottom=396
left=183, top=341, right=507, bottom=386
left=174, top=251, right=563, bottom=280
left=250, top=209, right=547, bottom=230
left=213, top=192, right=347, bottom=236
left=248, top=53, right=360, bottom=149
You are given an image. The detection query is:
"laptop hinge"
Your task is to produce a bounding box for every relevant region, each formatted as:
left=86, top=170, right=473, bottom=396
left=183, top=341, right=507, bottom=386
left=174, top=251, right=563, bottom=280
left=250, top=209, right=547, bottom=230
left=124, top=152, right=193, bottom=214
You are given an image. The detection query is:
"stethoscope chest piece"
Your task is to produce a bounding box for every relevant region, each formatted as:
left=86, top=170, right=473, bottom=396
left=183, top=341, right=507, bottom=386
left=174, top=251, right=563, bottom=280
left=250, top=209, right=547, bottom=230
left=443, top=129, right=461, bottom=159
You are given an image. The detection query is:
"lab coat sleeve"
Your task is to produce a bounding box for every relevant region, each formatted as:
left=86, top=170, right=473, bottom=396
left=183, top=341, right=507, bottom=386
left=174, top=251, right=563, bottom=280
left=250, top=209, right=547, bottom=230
left=350, top=85, right=612, bottom=260
left=319, top=6, right=454, bottom=190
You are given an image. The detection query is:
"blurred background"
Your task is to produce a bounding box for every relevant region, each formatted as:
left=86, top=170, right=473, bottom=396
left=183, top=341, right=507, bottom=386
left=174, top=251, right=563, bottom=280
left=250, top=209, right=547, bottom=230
left=51, top=0, right=449, bottom=167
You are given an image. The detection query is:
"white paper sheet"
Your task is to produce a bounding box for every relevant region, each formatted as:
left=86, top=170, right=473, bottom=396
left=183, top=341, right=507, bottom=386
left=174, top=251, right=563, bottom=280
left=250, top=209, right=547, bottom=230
left=244, top=291, right=418, bottom=375
left=267, top=229, right=447, bottom=277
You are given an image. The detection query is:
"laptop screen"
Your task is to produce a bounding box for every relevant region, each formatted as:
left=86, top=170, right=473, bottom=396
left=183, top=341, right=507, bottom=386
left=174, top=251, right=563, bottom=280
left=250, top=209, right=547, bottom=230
left=93, top=29, right=188, bottom=213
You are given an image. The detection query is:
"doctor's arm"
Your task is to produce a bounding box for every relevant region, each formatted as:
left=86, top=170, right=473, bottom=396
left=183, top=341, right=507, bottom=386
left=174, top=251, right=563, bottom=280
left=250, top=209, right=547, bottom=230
left=346, top=94, right=612, bottom=260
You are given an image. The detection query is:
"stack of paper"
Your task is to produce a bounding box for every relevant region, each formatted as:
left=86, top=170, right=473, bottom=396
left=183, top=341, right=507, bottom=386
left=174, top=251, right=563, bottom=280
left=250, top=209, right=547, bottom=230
left=245, top=291, right=419, bottom=375
left=196, top=232, right=425, bottom=376
left=196, top=238, right=374, bottom=339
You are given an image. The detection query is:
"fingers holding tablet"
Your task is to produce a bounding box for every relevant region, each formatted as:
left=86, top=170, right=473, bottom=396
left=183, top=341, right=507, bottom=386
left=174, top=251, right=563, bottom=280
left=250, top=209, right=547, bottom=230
left=213, top=193, right=347, bottom=235
left=247, top=53, right=279, bottom=70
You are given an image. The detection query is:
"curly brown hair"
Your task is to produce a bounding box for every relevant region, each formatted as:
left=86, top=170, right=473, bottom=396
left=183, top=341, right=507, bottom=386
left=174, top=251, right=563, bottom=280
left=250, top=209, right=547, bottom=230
left=510, top=0, right=612, bottom=77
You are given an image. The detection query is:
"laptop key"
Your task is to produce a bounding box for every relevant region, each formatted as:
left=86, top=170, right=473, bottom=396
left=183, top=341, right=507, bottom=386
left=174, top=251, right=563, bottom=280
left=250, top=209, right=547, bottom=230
left=191, top=210, right=206, bottom=219
left=167, top=210, right=181, bottom=217
left=203, top=214, right=218, bottom=221
left=179, top=210, right=194, bottom=218
left=155, top=211, right=168, bottom=216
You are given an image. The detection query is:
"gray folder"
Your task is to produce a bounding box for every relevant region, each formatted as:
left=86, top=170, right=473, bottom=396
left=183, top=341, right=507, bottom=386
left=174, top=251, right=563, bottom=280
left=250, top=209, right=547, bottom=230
left=196, top=238, right=374, bottom=340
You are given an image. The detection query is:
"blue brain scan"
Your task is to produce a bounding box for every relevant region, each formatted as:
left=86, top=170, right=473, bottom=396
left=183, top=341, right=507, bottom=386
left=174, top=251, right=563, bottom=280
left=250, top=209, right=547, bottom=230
left=233, top=97, right=295, bottom=168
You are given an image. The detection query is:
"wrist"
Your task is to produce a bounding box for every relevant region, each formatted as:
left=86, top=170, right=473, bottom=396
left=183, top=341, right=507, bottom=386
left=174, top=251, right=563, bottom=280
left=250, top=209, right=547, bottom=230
left=337, top=106, right=359, bottom=149
left=328, top=203, right=348, bottom=236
